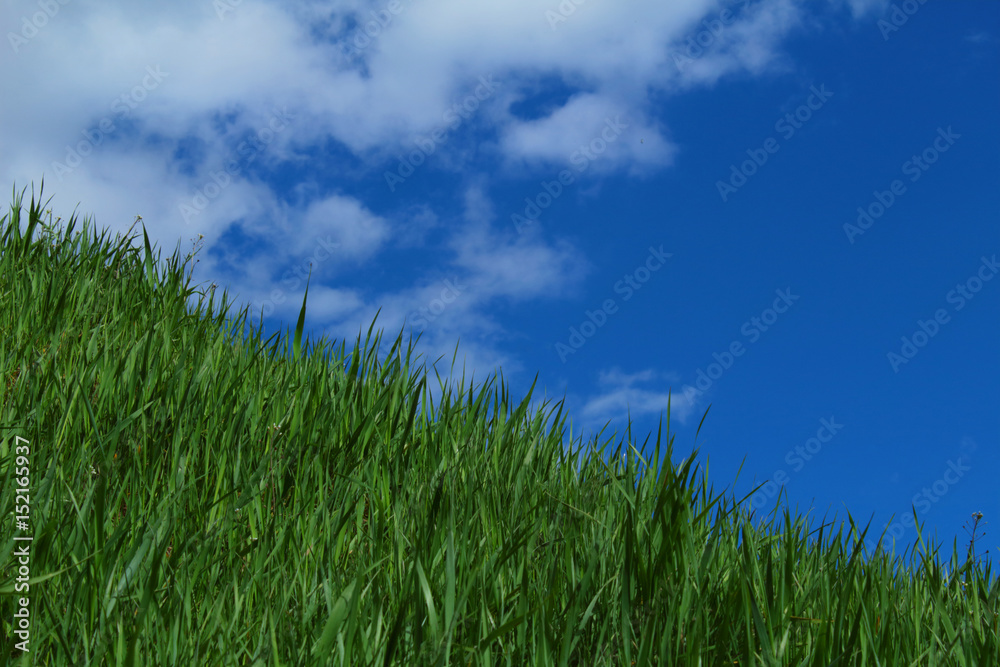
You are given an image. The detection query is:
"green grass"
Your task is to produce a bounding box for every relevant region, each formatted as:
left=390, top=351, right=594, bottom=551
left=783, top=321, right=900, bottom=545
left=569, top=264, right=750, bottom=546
left=0, top=181, right=996, bottom=665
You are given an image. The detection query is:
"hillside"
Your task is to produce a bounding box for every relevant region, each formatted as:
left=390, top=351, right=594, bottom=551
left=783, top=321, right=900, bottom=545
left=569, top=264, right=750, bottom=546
left=1, top=184, right=997, bottom=665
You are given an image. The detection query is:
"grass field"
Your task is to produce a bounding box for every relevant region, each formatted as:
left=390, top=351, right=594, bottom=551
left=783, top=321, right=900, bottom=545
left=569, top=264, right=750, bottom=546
left=1, top=182, right=997, bottom=665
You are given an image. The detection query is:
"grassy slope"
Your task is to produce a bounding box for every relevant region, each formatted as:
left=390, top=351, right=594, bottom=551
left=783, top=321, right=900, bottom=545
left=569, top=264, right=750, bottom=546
left=0, top=184, right=996, bottom=665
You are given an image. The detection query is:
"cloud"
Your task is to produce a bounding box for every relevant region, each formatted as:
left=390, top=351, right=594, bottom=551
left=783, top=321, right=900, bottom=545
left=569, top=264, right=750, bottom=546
left=449, top=222, right=590, bottom=303
left=297, top=194, right=389, bottom=261
left=580, top=366, right=702, bottom=426
left=498, top=93, right=676, bottom=176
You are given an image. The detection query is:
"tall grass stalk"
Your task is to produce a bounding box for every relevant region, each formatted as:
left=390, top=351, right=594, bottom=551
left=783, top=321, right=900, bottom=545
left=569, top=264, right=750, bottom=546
left=1, top=182, right=997, bottom=664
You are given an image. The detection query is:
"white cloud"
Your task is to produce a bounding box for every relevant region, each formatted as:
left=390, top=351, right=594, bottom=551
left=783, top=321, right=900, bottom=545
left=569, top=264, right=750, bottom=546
left=498, top=93, right=676, bottom=175
left=2, top=0, right=815, bottom=220
left=450, top=225, right=590, bottom=303
left=666, top=0, right=804, bottom=90
left=580, top=366, right=702, bottom=426
left=297, top=194, right=389, bottom=260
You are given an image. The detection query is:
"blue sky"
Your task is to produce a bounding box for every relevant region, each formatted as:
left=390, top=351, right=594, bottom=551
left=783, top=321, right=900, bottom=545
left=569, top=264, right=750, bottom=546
left=2, top=0, right=997, bottom=565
